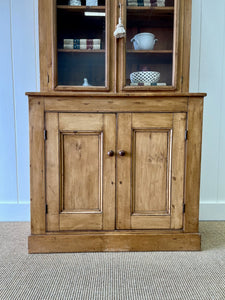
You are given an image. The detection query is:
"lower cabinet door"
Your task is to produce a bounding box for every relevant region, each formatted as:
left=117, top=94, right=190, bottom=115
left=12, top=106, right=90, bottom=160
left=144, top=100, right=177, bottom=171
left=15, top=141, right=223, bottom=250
left=116, top=113, right=187, bottom=230
left=45, top=112, right=186, bottom=232
left=45, top=113, right=116, bottom=231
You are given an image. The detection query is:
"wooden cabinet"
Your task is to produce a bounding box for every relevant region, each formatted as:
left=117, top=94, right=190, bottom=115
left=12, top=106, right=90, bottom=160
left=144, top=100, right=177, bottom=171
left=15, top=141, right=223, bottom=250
left=40, top=0, right=191, bottom=92
left=44, top=111, right=186, bottom=232
left=45, top=113, right=116, bottom=231
left=117, top=112, right=186, bottom=230
left=27, top=0, right=206, bottom=253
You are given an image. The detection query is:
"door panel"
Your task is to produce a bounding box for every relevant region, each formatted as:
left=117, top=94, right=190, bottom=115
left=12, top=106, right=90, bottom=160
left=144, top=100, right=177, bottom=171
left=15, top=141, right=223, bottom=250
left=62, top=133, right=102, bottom=213
left=46, top=113, right=116, bottom=231
left=133, top=130, right=171, bottom=215
left=117, top=113, right=186, bottom=230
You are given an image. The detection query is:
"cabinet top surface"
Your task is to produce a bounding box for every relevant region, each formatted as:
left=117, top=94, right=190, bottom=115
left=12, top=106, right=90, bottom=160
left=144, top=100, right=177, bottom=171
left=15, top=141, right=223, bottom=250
left=26, top=92, right=206, bottom=98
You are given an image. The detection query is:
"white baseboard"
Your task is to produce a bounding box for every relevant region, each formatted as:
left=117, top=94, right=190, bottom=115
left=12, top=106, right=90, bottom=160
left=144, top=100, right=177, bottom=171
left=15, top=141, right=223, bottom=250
left=0, top=203, right=30, bottom=221
left=199, top=203, right=225, bottom=221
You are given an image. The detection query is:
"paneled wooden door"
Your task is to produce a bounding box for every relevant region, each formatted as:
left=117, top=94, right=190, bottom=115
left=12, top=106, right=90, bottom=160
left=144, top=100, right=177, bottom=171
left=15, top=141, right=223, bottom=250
left=45, top=113, right=116, bottom=231
left=117, top=113, right=187, bottom=230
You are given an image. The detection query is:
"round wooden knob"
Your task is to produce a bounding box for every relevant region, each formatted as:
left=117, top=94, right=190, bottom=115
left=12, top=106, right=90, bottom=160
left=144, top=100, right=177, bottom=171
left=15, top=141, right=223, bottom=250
left=118, top=150, right=125, bottom=156
left=107, top=150, right=114, bottom=157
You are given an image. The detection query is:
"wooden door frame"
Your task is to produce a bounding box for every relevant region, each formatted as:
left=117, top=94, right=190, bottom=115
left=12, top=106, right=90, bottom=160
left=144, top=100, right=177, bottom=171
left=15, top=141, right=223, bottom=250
left=38, top=0, right=192, bottom=93
left=116, top=112, right=187, bottom=230
left=44, top=112, right=116, bottom=231
left=39, top=0, right=114, bottom=92
left=117, top=0, right=192, bottom=93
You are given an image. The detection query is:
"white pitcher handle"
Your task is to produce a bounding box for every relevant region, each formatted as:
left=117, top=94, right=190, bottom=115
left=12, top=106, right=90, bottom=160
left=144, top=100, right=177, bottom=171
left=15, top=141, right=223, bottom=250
left=154, top=39, right=158, bottom=44
left=131, top=37, right=139, bottom=46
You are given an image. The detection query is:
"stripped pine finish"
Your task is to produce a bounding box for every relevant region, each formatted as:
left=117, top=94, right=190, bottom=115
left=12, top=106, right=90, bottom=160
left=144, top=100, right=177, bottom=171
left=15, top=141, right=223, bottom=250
left=27, top=0, right=205, bottom=252
left=116, top=113, right=186, bottom=230
left=133, top=130, right=170, bottom=215
left=46, top=113, right=116, bottom=232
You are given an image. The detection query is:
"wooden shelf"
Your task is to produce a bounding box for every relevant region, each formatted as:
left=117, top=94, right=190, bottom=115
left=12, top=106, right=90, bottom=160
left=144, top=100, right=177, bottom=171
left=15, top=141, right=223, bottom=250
left=127, top=50, right=173, bottom=54
left=57, top=5, right=105, bottom=12
left=126, top=50, right=173, bottom=63
left=58, top=49, right=105, bottom=53
left=127, top=6, right=174, bottom=13
left=127, top=6, right=174, bottom=19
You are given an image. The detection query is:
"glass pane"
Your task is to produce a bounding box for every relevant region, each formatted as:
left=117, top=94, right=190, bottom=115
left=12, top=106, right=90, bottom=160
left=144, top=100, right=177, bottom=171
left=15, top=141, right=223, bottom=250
left=126, top=0, right=175, bottom=87
left=57, top=0, right=106, bottom=87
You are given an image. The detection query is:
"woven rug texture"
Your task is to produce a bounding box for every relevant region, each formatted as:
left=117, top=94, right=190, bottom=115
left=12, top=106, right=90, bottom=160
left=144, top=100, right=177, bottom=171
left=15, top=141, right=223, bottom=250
left=0, top=222, right=225, bottom=300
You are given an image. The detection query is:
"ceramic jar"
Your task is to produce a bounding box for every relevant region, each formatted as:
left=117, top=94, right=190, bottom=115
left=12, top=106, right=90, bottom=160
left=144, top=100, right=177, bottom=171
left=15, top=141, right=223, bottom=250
left=131, top=33, right=158, bottom=50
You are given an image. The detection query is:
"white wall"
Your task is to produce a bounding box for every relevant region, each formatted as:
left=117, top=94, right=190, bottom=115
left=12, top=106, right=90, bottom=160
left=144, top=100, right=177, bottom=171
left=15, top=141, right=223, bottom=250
left=0, top=0, right=224, bottom=221
left=190, top=0, right=225, bottom=220
left=0, top=0, right=39, bottom=221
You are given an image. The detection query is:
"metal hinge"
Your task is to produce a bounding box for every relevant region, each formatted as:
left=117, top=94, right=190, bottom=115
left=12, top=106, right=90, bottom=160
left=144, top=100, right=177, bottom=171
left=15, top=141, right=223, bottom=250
left=47, top=73, right=50, bottom=84
left=46, top=204, right=48, bottom=214
left=44, top=129, right=47, bottom=140
left=185, top=130, right=188, bottom=141
left=181, top=76, right=184, bottom=84
left=183, top=203, right=186, bottom=213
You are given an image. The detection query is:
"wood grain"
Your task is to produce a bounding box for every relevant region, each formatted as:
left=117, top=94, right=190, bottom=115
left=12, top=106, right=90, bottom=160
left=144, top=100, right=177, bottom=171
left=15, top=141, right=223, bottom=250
left=116, top=112, right=187, bottom=230
left=116, top=113, right=132, bottom=229
left=170, top=113, right=186, bottom=229
left=62, top=133, right=102, bottom=212
left=38, top=0, right=193, bottom=94
left=184, top=97, right=204, bottom=232
left=26, top=92, right=206, bottom=97
left=117, top=0, right=126, bottom=92
left=57, top=6, right=106, bottom=11
left=176, top=0, right=184, bottom=92
left=132, top=113, right=173, bottom=128
left=105, top=0, right=110, bottom=91
left=45, top=112, right=60, bottom=231
left=102, top=114, right=116, bottom=230
left=59, top=113, right=103, bottom=131
left=182, top=0, right=192, bottom=92
left=130, top=113, right=172, bottom=229
left=28, top=0, right=205, bottom=253
left=172, top=0, right=180, bottom=88
left=29, top=98, right=45, bottom=234
left=131, top=216, right=171, bottom=230
left=45, top=112, right=116, bottom=232
left=58, top=113, right=105, bottom=231
left=60, top=213, right=102, bottom=231
left=133, top=130, right=169, bottom=214
left=28, top=232, right=201, bottom=253
left=39, top=0, right=54, bottom=91
left=45, top=97, right=188, bottom=113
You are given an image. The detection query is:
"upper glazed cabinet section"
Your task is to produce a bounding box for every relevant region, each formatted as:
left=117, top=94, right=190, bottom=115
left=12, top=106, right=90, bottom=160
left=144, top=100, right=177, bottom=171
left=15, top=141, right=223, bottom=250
left=56, top=0, right=109, bottom=90
left=121, top=0, right=177, bottom=91
left=39, top=0, right=191, bottom=92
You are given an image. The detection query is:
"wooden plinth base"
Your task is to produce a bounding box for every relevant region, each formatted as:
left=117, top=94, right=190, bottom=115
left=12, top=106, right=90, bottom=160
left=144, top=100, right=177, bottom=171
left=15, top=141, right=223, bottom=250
left=28, top=232, right=201, bottom=253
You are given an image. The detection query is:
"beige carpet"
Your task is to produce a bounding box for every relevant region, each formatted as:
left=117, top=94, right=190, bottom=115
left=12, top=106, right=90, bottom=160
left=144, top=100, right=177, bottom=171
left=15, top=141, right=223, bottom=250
left=0, top=222, right=225, bottom=300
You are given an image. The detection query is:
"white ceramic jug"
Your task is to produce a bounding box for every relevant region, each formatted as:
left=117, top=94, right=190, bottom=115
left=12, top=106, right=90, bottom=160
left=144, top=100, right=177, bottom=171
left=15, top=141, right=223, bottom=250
left=131, top=33, right=158, bottom=50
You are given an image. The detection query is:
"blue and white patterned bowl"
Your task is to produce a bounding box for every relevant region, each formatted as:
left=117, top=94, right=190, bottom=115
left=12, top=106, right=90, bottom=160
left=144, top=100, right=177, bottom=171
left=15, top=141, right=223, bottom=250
left=130, top=71, right=160, bottom=84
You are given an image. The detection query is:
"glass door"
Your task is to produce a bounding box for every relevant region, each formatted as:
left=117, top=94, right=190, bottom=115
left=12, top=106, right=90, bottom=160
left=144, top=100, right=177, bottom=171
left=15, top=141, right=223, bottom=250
left=56, top=0, right=109, bottom=89
left=123, top=0, right=177, bottom=90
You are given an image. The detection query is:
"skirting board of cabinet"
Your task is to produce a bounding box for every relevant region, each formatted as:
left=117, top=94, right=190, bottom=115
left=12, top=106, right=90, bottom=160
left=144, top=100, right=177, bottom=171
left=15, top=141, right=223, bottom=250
left=28, top=232, right=201, bottom=253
